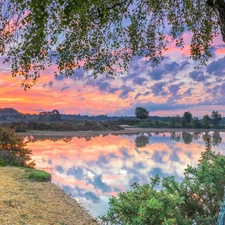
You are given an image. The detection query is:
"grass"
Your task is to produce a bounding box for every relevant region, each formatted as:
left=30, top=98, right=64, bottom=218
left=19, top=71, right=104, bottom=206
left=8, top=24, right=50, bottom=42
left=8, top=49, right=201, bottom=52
left=0, top=159, right=7, bottom=167
left=23, top=168, right=51, bottom=182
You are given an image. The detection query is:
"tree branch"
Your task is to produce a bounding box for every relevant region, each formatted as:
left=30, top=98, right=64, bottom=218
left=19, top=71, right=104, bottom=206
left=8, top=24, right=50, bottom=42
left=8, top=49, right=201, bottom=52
left=207, top=0, right=225, bottom=42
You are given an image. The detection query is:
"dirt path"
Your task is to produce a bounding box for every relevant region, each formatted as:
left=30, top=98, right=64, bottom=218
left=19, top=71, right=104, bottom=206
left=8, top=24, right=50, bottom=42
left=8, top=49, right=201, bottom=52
left=0, top=167, right=98, bottom=225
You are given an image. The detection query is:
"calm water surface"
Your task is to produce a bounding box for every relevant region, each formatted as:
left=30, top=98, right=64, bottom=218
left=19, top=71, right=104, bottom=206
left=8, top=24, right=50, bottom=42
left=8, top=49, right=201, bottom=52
left=25, top=131, right=225, bottom=218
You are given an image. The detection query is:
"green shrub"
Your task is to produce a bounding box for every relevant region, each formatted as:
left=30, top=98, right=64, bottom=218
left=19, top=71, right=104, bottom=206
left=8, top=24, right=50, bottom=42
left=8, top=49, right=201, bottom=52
left=23, top=168, right=51, bottom=182
left=10, top=122, right=27, bottom=132
left=101, top=140, right=225, bottom=225
left=136, top=119, right=152, bottom=127
left=0, top=159, right=7, bottom=166
left=0, top=128, right=35, bottom=167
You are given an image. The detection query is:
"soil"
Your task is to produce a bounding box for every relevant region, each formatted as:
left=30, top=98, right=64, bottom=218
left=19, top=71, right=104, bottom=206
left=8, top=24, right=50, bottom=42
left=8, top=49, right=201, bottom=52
left=0, top=167, right=98, bottom=225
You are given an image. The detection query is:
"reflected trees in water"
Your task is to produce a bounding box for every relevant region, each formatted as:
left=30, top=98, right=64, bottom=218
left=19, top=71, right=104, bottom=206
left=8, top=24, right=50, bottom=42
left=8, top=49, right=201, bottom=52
left=170, top=132, right=182, bottom=142
left=212, top=132, right=222, bottom=146
left=170, top=131, right=222, bottom=146
left=135, top=135, right=149, bottom=148
left=182, top=132, right=193, bottom=144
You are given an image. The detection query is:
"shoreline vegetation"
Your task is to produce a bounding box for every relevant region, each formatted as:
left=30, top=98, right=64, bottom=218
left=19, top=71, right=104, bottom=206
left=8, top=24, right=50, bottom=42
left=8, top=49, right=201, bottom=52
left=0, top=108, right=225, bottom=134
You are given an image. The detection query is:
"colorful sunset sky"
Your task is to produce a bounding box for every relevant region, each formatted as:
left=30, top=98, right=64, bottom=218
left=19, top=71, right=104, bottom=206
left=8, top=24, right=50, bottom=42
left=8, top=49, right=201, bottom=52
left=0, top=33, right=225, bottom=117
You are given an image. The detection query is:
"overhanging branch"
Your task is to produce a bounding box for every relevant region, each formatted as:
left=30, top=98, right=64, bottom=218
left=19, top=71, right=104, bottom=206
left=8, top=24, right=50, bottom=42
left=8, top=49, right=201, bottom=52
left=207, top=0, right=225, bottom=42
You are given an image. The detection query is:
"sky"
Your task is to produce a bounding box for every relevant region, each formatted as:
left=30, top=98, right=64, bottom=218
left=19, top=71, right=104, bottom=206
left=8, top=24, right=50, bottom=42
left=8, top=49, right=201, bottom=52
left=0, top=33, right=225, bottom=117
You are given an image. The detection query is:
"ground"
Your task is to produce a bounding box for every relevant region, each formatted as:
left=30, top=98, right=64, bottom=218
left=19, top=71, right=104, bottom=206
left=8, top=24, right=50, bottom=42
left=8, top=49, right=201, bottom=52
left=0, top=167, right=98, bottom=225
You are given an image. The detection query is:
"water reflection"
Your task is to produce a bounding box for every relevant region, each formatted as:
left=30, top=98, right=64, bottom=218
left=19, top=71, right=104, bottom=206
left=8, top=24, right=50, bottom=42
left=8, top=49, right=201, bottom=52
left=25, top=131, right=225, bottom=217
left=169, top=131, right=222, bottom=146
left=135, top=135, right=149, bottom=148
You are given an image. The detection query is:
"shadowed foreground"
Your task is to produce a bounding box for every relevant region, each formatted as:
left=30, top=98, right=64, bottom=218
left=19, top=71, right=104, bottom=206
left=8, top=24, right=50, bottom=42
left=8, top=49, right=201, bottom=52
left=0, top=167, right=98, bottom=225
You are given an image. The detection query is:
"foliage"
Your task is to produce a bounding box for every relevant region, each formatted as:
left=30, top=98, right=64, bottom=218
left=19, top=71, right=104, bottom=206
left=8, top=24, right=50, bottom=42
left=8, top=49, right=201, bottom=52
left=191, top=117, right=202, bottom=128
left=26, top=120, right=124, bottom=131
left=211, top=111, right=222, bottom=128
left=182, top=111, right=193, bottom=128
left=137, top=119, right=152, bottom=127
left=1, top=0, right=224, bottom=86
left=116, top=118, right=140, bottom=126
left=38, top=110, right=62, bottom=122
left=0, top=159, right=7, bottom=166
left=101, top=140, right=225, bottom=224
left=10, top=122, right=27, bottom=132
left=135, top=107, right=149, bottom=120
left=23, top=168, right=51, bottom=182
left=136, top=109, right=225, bottom=129
left=202, top=114, right=211, bottom=128
left=0, top=127, right=35, bottom=167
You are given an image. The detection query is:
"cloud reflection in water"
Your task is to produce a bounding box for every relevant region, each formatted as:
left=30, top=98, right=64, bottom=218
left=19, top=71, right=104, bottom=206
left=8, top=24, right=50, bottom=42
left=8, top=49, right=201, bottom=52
left=25, top=132, right=225, bottom=217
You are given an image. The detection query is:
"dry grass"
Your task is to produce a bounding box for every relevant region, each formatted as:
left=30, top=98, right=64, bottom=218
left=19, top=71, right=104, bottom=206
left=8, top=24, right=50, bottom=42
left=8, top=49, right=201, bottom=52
left=0, top=167, right=98, bottom=225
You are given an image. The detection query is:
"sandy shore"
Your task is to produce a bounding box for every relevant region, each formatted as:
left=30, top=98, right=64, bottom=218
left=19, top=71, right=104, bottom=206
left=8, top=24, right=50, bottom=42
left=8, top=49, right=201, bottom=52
left=17, top=127, right=225, bottom=138
left=0, top=167, right=98, bottom=225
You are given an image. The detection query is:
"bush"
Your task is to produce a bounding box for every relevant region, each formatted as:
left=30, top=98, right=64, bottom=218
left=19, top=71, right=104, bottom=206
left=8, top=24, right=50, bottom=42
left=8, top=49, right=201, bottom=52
left=10, top=122, right=27, bottom=132
left=137, top=119, right=152, bottom=127
left=23, top=168, right=51, bottom=182
left=0, top=159, right=7, bottom=166
left=101, top=140, right=225, bottom=225
left=0, top=128, right=35, bottom=167
left=26, top=120, right=123, bottom=131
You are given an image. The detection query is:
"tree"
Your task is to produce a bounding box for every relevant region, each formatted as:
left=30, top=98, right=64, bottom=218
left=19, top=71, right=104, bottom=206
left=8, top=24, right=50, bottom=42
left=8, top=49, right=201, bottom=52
left=100, top=140, right=225, bottom=225
left=175, top=115, right=182, bottom=127
left=170, top=115, right=182, bottom=128
left=38, top=109, right=61, bottom=122
left=211, top=110, right=222, bottom=128
left=191, top=116, right=202, bottom=128
left=0, top=127, right=35, bottom=167
left=182, top=111, right=192, bottom=127
left=0, top=0, right=225, bottom=87
left=135, top=107, right=149, bottom=120
left=202, top=114, right=211, bottom=128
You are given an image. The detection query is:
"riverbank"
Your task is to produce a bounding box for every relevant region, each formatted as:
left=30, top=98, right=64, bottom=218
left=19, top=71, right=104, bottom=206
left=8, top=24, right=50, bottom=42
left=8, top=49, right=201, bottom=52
left=17, top=127, right=225, bottom=138
left=0, top=167, right=98, bottom=225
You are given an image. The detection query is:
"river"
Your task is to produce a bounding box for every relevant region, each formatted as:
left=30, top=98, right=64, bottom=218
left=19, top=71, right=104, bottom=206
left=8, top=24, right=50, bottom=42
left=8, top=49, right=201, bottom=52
left=24, top=131, right=225, bottom=218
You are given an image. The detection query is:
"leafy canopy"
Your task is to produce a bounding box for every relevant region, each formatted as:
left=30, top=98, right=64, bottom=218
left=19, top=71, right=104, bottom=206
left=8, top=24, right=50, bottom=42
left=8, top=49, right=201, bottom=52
left=0, top=0, right=224, bottom=87
left=135, top=107, right=149, bottom=120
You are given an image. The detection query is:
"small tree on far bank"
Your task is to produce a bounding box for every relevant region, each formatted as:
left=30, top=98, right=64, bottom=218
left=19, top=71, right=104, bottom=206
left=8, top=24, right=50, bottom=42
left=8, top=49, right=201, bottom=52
left=135, top=107, right=149, bottom=120
left=182, top=111, right=193, bottom=128
left=211, top=111, right=222, bottom=128
left=202, top=114, right=211, bottom=128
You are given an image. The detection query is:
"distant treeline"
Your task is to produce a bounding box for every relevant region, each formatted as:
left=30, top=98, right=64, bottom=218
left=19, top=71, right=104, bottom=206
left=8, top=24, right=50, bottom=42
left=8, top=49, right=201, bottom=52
left=137, top=111, right=225, bottom=129
left=0, top=108, right=225, bottom=129
left=3, top=120, right=124, bottom=132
